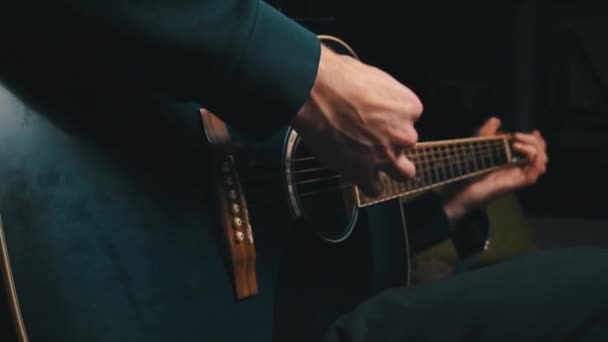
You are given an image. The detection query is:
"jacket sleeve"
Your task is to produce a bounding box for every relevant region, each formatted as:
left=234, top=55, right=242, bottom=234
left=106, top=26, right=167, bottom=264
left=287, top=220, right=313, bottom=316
left=3, top=1, right=321, bottom=139
left=404, top=192, right=490, bottom=258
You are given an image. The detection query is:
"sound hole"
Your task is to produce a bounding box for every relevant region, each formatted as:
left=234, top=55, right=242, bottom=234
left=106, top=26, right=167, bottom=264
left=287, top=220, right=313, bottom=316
left=292, top=140, right=357, bottom=242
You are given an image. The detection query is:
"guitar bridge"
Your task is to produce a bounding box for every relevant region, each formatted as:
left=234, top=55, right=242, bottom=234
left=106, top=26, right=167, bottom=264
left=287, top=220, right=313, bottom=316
left=201, top=109, right=258, bottom=300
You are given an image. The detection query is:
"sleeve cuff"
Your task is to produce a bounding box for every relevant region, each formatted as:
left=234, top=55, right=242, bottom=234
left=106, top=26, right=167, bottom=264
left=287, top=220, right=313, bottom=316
left=449, top=208, right=490, bottom=259
left=403, top=191, right=490, bottom=259
left=223, top=1, right=321, bottom=139
left=402, top=192, right=452, bottom=253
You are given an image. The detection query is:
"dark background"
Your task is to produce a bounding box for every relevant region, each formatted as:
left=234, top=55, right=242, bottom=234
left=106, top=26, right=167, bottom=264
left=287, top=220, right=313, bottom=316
left=0, top=1, right=607, bottom=340
left=277, top=0, right=608, bottom=221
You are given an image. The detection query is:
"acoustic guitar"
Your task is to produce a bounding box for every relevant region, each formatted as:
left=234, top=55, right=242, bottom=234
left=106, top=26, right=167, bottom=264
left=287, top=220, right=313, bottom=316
left=0, top=36, right=516, bottom=341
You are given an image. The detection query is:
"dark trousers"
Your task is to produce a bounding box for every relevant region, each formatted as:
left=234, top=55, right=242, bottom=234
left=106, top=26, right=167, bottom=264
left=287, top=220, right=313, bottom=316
left=323, top=248, right=608, bottom=341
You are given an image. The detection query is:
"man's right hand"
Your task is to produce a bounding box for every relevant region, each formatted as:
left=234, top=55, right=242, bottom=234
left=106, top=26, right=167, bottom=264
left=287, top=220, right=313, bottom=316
left=292, top=44, right=422, bottom=197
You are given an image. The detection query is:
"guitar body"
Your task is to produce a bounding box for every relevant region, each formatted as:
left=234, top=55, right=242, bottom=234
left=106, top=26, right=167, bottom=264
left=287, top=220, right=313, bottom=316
left=0, top=36, right=411, bottom=341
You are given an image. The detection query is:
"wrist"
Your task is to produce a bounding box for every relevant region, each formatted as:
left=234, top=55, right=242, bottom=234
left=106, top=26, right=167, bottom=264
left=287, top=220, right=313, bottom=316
left=292, top=44, right=333, bottom=132
left=442, top=199, right=468, bottom=224
left=438, top=186, right=475, bottom=224
left=439, top=182, right=487, bottom=225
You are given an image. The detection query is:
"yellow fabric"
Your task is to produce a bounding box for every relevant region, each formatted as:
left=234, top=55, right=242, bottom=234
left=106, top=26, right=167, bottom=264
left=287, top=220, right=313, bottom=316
left=411, top=193, right=536, bottom=284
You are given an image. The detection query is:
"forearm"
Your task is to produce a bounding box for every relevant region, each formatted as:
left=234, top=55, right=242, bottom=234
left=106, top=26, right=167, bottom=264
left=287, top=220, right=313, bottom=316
left=405, top=192, right=489, bottom=258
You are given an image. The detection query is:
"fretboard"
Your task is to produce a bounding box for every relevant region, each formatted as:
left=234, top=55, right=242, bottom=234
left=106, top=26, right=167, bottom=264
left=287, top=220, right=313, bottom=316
left=356, top=135, right=513, bottom=207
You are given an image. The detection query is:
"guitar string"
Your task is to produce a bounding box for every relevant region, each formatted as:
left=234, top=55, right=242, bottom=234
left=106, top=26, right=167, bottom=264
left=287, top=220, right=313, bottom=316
left=238, top=145, right=507, bottom=190
left=291, top=140, right=504, bottom=175
left=238, top=140, right=506, bottom=181
left=291, top=143, right=505, bottom=175
left=246, top=146, right=509, bottom=208
left=295, top=147, right=503, bottom=185
left=247, top=161, right=506, bottom=209
left=241, top=141, right=507, bottom=193
left=247, top=163, right=506, bottom=209
left=234, top=138, right=506, bottom=168
left=242, top=150, right=508, bottom=202
left=240, top=143, right=506, bottom=188
left=242, top=150, right=505, bottom=196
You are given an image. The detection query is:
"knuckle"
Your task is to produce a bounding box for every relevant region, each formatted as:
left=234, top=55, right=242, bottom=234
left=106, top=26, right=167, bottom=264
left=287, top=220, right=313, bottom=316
left=381, top=146, right=395, bottom=160
left=397, top=127, right=418, bottom=147
left=403, top=96, right=423, bottom=119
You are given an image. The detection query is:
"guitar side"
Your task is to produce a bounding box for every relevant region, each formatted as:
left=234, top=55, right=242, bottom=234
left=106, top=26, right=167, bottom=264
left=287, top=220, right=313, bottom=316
left=0, top=80, right=284, bottom=341
left=0, top=216, right=28, bottom=342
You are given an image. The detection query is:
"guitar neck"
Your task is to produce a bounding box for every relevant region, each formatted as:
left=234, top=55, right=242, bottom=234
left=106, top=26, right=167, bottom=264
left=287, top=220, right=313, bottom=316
left=356, top=134, right=514, bottom=207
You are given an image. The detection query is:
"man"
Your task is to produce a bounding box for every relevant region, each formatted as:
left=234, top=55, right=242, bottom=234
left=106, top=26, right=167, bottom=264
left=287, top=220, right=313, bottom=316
left=1, top=1, right=606, bottom=341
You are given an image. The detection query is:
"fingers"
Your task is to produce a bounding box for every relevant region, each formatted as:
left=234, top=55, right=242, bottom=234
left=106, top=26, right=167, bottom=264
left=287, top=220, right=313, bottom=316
left=532, top=130, right=548, bottom=161
left=389, top=124, right=419, bottom=151
left=385, top=120, right=418, bottom=184
left=512, top=141, right=538, bottom=161
left=514, top=131, right=548, bottom=164
left=513, top=132, right=539, bottom=146
left=384, top=151, right=416, bottom=182
left=511, top=129, right=548, bottom=185
left=361, top=146, right=417, bottom=197
left=477, top=117, right=502, bottom=137
left=359, top=173, right=384, bottom=198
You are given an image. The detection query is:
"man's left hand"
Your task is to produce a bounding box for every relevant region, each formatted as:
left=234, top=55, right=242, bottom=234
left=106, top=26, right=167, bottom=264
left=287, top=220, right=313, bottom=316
left=440, top=117, right=548, bottom=222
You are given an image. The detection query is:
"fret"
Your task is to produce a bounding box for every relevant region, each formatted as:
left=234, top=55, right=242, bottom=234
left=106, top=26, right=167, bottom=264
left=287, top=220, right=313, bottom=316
left=414, top=147, right=424, bottom=187
left=457, top=143, right=466, bottom=176
left=454, top=144, right=467, bottom=176
left=389, top=179, right=397, bottom=196
left=391, top=176, right=399, bottom=196
left=469, top=142, right=479, bottom=171
left=449, top=143, right=463, bottom=177
left=495, top=140, right=507, bottom=164
left=408, top=148, right=418, bottom=191
left=436, top=145, right=446, bottom=181
left=395, top=178, right=403, bottom=194
left=490, top=140, right=501, bottom=166
left=446, top=144, right=456, bottom=177
left=402, top=177, right=409, bottom=192
left=420, top=147, right=432, bottom=186
left=475, top=142, right=486, bottom=169
left=387, top=176, right=395, bottom=197
left=398, top=173, right=408, bottom=193
left=445, top=144, right=454, bottom=180
left=499, top=141, right=508, bottom=164
left=444, top=144, right=456, bottom=180
left=381, top=171, right=390, bottom=197
left=485, top=141, right=496, bottom=166
left=444, top=144, right=452, bottom=177
left=458, top=143, right=468, bottom=174
left=448, top=144, right=458, bottom=178
left=481, top=142, right=493, bottom=169
left=431, top=147, right=441, bottom=183
left=462, top=142, right=477, bottom=173
left=437, top=146, right=446, bottom=183
left=411, top=149, right=425, bottom=189
left=426, top=147, right=435, bottom=186
left=412, top=148, right=422, bottom=190
left=411, top=148, right=420, bottom=189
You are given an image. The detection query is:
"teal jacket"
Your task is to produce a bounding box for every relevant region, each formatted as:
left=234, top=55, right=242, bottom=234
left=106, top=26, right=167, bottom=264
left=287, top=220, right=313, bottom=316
left=0, top=2, right=487, bottom=341
left=2, top=0, right=320, bottom=138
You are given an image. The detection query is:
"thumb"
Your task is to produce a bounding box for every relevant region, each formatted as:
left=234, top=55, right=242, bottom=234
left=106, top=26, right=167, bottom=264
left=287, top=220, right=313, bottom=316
left=477, top=117, right=501, bottom=137
left=384, top=153, right=416, bottom=182
left=358, top=173, right=384, bottom=198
